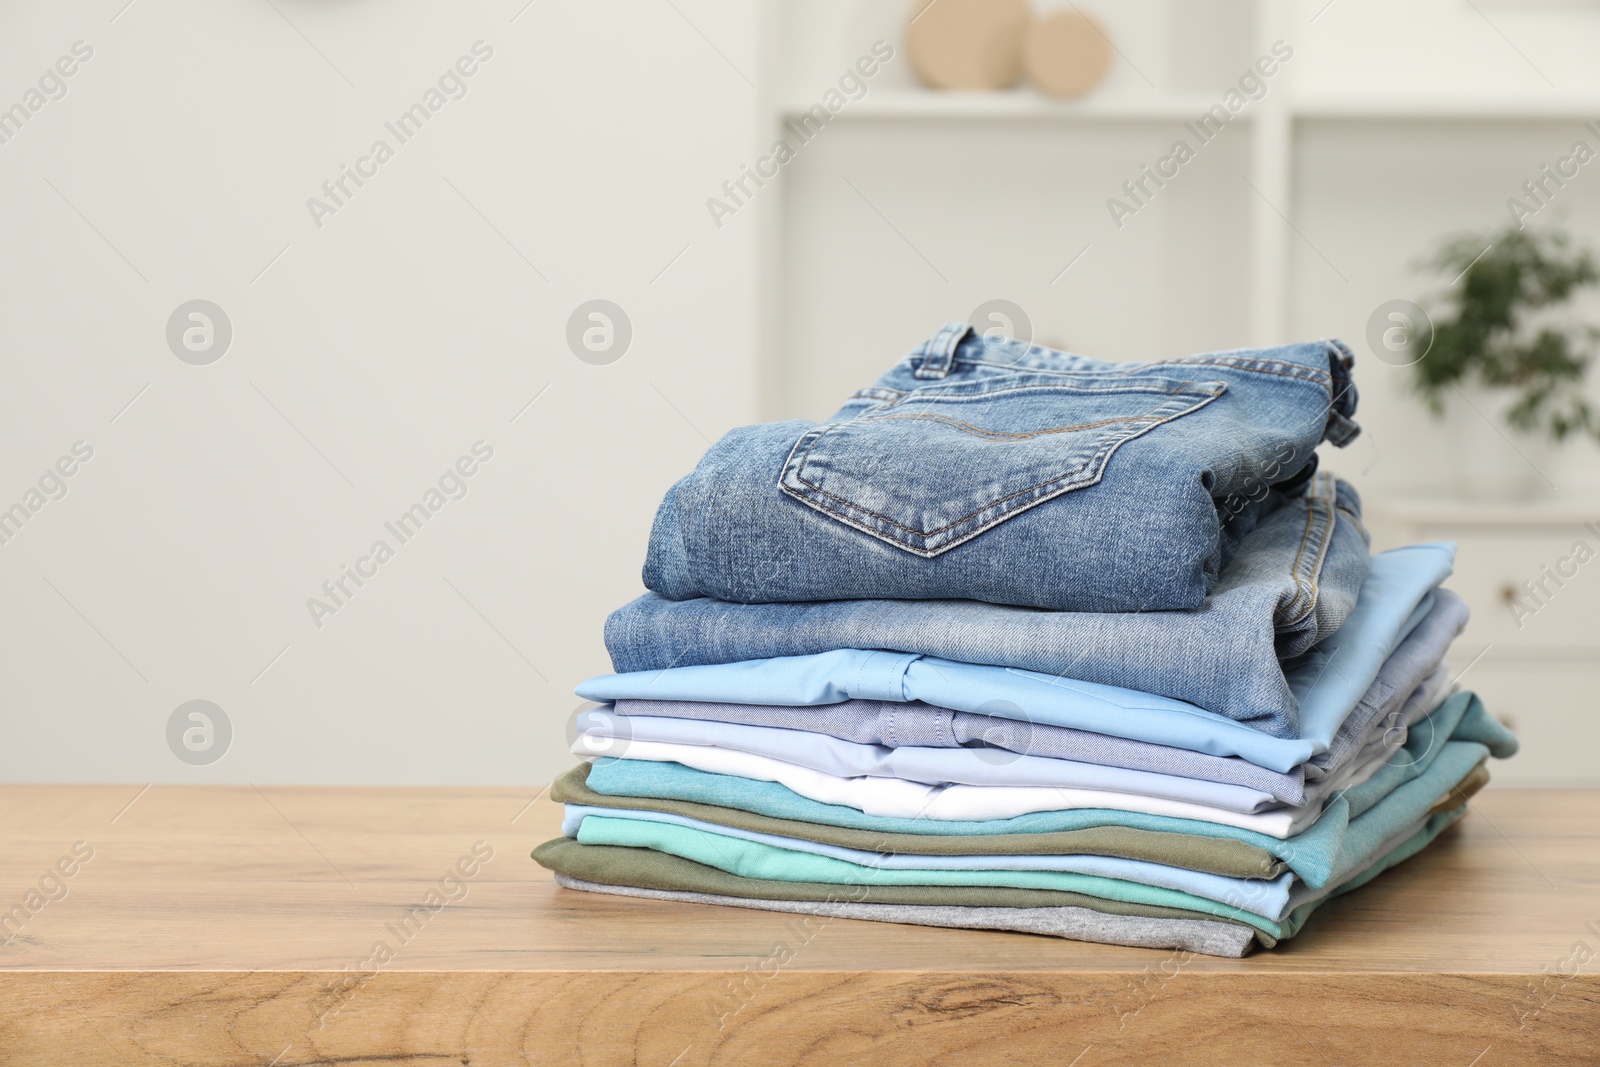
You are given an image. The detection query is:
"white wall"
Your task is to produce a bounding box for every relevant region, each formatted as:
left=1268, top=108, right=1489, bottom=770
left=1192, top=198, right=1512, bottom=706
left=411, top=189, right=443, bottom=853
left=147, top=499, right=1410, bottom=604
left=7, top=0, right=1600, bottom=786
left=0, top=0, right=761, bottom=784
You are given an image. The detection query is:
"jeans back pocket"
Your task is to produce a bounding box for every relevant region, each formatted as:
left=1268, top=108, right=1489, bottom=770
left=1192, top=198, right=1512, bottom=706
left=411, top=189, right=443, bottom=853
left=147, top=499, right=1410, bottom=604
left=779, top=372, right=1227, bottom=557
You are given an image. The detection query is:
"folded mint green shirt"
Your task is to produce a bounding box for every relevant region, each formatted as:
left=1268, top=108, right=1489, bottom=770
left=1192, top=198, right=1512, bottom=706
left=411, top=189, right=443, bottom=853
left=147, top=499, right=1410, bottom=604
left=576, top=813, right=1289, bottom=935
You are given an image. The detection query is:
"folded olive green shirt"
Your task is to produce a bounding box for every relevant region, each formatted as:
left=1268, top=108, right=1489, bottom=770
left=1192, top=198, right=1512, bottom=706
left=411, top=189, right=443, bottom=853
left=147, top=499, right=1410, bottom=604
left=552, top=763, right=1287, bottom=879
left=533, top=805, right=1469, bottom=950
left=573, top=813, right=1281, bottom=932
left=534, top=835, right=1257, bottom=938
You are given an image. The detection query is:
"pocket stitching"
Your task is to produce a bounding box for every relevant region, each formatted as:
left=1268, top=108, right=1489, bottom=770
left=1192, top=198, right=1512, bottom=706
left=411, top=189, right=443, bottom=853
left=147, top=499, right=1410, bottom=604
left=781, top=386, right=1226, bottom=551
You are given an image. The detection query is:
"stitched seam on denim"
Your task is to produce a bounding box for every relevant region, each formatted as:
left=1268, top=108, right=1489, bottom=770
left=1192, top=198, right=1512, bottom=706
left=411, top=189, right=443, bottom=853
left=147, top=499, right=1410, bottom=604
left=1296, top=475, right=1336, bottom=618
left=1143, top=356, right=1332, bottom=387
left=955, top=354, right=1332, bottom=391
left=1281, top=508, right=1317, bottom=630
left=1280, top=475, right=1335, bottom=630
left=783, top=392, right=1224, bottom=544
left=959, top=357, right=1100, bottom=376
left=894, top=380, right=1222, bottom=401
left=1174, top=362, right=1331, bottom=394
left=859, top=411, right=1172, bottom=441
left=958, top=355, right=1324, bottom=381
left=1302, top=478, right=1338, bottom=622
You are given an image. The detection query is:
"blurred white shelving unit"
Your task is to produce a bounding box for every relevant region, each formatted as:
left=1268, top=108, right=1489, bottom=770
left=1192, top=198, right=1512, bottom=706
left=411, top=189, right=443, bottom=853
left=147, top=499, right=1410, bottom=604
left=781, top=90, right=1600, bottom=123
left=752, top=0, right=1304, bottom=416
left=1292, top=91, right=1600, bottom=119
left=777, top=91, right=1232, bottom=121
left=754, top=0, right=1600, bottom=407
left=753, top=0, right=1600, bottom=785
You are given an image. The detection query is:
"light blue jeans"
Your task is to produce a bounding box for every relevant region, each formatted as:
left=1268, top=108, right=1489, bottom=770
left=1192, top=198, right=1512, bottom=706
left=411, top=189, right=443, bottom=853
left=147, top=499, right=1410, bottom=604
left=645, top=323, right=1360, bottom=612
left=606, top=471, right=1370, bottom=733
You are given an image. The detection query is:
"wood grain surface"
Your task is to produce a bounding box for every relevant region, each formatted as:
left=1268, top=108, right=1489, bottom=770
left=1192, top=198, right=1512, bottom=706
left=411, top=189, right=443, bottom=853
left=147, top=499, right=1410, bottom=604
left=1, top=784, right=1596, bottom=1065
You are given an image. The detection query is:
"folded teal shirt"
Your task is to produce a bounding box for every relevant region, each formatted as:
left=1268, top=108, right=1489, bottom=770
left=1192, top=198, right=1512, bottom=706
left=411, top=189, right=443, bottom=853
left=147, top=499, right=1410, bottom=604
left=581, top=691, right=1516, bottom=889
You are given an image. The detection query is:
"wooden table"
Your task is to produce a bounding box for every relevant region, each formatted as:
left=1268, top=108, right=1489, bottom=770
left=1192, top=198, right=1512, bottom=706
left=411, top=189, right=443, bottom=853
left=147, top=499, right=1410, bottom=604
left=1, top=785, right=1595, bottom=1065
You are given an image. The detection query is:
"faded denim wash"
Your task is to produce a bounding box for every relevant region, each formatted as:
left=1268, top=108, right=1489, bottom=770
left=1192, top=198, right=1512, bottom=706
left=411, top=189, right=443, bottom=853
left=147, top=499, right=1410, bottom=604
left=606, top=472, right=1371, bottom=732
left=645, top=322, right=1361, bottom=612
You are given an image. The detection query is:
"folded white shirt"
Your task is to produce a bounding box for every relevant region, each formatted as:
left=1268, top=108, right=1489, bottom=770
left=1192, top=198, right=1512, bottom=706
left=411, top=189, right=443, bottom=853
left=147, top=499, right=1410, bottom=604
left=577, top=711, right=1281, bottom=812
left=583, top=740, right=1327, bottom=838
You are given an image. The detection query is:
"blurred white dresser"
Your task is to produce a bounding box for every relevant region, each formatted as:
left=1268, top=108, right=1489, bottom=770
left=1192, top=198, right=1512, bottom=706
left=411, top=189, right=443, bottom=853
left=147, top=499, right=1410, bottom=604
left=1367, top=499, right=1600, bottom=788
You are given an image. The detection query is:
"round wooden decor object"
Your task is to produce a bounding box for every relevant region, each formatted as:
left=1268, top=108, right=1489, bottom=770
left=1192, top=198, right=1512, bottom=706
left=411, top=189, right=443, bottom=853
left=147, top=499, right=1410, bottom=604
left=906, top=0, right=1030, bottom=91
left=1024, top=8, right=1113, bottom=98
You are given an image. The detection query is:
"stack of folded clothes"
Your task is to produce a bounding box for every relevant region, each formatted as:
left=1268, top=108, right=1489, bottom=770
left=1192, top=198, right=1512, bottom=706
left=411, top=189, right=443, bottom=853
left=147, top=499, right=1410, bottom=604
left=533, top=323, right=1518, bottom=957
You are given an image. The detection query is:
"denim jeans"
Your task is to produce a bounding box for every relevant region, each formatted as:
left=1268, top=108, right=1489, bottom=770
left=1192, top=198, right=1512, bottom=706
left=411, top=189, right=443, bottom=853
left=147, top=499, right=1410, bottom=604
left=605, top=472, right=1371, bottom=734
left=645, top=323, right=1360, bottom=612
left=600, top=588, right=1464, bottom=805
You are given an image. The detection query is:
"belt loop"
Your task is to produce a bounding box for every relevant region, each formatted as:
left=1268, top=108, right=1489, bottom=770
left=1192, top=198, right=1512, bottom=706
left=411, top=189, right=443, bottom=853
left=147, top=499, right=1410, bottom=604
left=913, top=322, right=974, bottom=380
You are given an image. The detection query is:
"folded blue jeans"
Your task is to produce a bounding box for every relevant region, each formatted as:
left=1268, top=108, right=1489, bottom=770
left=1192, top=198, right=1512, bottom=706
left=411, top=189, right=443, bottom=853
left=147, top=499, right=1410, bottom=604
left=596, top=588, right=1464, bottom=806
left=605, top=473, right=1375, bottom=734
left=644, top=323, right=1360, bottom=612
left=584, top=542, right=1449, bottom=763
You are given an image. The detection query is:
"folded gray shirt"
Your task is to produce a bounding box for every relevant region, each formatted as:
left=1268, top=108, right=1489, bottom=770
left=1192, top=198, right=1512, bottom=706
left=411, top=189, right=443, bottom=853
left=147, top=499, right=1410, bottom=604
left=553, top=873, right=1257, bottom=957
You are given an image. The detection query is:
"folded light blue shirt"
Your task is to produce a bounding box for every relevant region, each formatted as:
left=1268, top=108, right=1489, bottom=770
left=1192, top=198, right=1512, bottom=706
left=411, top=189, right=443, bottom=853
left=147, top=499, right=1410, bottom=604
left=576, top=544, right=1455, bottom=774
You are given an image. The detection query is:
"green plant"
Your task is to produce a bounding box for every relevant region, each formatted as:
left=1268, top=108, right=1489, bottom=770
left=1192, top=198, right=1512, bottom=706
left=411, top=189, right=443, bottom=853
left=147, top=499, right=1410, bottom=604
left=1414, top=226, right=1600, bottom=442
